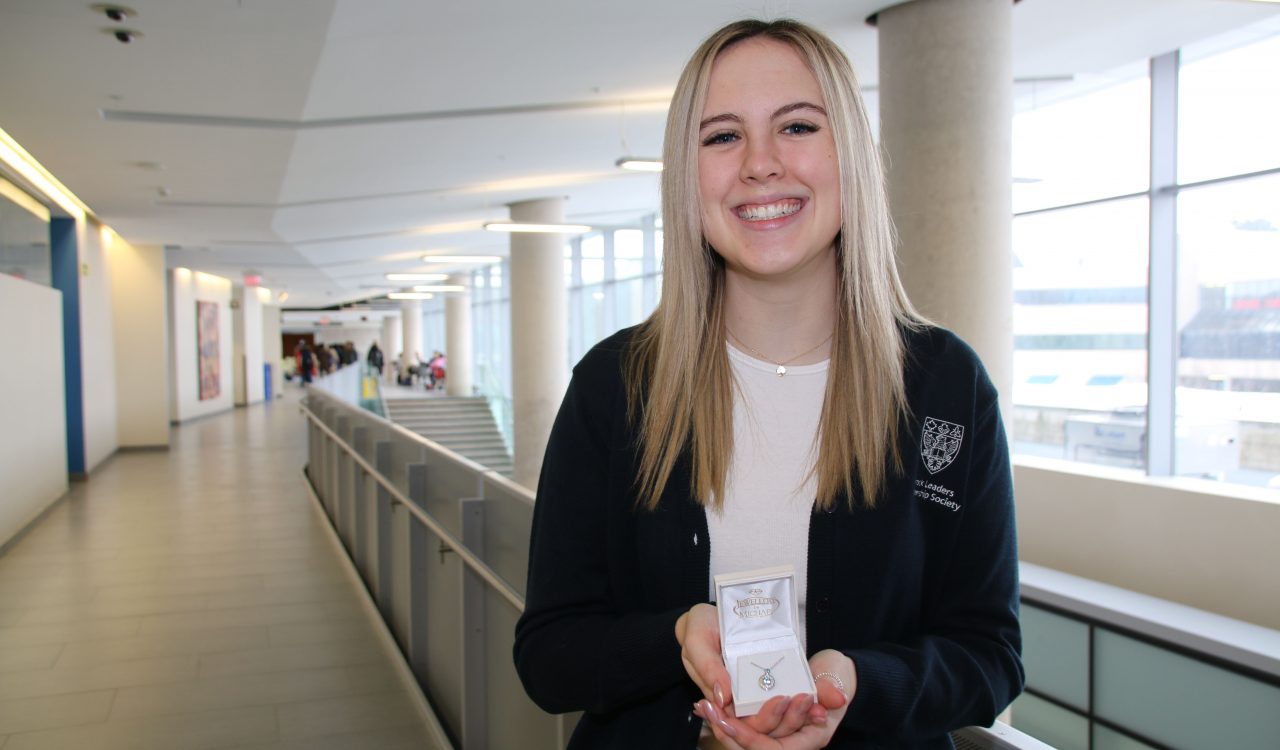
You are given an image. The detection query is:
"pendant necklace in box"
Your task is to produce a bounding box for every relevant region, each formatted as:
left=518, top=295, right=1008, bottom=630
left=751, top=656, right=785, bottom=691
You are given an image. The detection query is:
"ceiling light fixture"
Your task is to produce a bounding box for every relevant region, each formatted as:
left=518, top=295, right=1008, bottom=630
left=385, top=273, right=449, bottom=281
left=420, top=255, right=503, bottom=264
left=411, top=285, right=465, bottom=293
left=483, top=222, right=592, bottom=234
left=615, top=156, right=663, bottom=172
left=0, top=128, right=87, bottom=219
left=387, top=292, right=434, bottom=300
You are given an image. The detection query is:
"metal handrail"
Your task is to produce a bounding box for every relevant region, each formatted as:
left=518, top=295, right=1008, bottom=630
left=301, top=395, right=526, bottom=612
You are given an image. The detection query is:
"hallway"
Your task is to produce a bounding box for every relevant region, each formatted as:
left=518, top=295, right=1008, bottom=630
left=0, top=389, right=440, bottom=749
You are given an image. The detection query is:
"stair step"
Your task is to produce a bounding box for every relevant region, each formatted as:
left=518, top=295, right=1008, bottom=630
left=385, top=396, right=511, bottom=473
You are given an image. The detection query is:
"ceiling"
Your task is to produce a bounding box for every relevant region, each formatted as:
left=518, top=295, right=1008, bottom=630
left=1, top=0, right=1277, bottom=310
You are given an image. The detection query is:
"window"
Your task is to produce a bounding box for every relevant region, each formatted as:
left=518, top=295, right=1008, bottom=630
left=614, top=229, right=644, bottom=279
left=1013, top=66, right=1149, bottom=214
left=1012, top=198, right=1149, bottom=467
left=1175, top=174, right=1280, bottom=485
left=1011, top=18, right=1280, bottom=490
left=1178, top=30, right=1280, bottom=184
left=581, top=233, right=604, bottom=284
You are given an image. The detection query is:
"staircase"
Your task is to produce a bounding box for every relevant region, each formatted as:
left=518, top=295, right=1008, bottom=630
left=383, top=396, right=514, bottom=476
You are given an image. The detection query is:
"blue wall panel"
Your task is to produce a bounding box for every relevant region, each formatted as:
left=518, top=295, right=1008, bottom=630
left=50, top=217, right=83, bottom=475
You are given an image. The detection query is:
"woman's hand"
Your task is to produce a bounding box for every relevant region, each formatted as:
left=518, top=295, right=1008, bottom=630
left=676, top=604, right=732, bottom=708
left=693, top=649, right=856, bottom=749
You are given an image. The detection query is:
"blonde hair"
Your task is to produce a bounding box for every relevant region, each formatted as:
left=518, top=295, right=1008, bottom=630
left=626, top=19, right=925, bottom=512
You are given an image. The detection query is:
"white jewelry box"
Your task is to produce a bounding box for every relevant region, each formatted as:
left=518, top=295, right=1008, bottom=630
left=715, top=565, right=816, bottom=717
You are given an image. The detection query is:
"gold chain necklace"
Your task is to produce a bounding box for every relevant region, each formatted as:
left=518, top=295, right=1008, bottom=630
left=726, top=328, right=833, bottom=377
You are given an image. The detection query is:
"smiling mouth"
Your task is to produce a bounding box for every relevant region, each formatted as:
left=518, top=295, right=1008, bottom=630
left=736, top=199, right=803, bottom=221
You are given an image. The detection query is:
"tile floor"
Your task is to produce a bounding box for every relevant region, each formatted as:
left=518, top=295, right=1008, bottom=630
left=0, top=387, right=444, bottom=749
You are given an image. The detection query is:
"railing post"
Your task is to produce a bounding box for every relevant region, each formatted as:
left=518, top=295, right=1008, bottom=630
left=460, top=497, right=488, bottom=748
left=407, top=463, right=433, bottom=685
left=375, top=440, right=394, bottom=619
left=352, top=426, right=370, bottom=581
left=334, top=416, right=353, bottom=550
left=326, top=406, right=340, bottom=517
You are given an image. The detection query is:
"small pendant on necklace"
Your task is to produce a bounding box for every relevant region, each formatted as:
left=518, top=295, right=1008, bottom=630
left=776, top=365, right=787, bottom=377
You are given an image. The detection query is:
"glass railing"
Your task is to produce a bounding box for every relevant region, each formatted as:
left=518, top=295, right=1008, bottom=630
left=1013, top=563, right=1280, bottom=749
left=302, top=387, right=1064, bottom=749
left=475, top=361, right=513, bottom=453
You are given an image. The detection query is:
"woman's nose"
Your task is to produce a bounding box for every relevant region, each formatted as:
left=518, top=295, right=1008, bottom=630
left=740, top=137, right=783, bottom=182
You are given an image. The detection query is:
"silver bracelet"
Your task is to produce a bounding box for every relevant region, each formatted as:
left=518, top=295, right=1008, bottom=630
left=814, top=671, right=848, bottom=699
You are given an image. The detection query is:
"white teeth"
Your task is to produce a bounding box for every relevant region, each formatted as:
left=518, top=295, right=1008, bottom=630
left=737, top=200, right=801, bottom=221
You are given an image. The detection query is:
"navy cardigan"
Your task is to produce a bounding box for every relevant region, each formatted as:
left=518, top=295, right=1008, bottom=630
left=514, top=325, right=1024, bottom=748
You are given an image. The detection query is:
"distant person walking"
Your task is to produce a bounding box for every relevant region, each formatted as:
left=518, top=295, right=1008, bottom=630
left=299, top=343, right=314, bottom=385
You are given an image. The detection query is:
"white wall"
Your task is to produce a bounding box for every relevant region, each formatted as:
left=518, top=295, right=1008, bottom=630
left=0, top=274, right=67, bottom=547
left=1016, top=458, right=1280, bottom=630
left=261, top=298, right=284, bottom=399
left=78, top=221, right=118, bottom=471
left=169, top=269, right=234, bottom=422
left=108, top=240, right=169, bottom=446
left=231, top=285, right=265, bottom=406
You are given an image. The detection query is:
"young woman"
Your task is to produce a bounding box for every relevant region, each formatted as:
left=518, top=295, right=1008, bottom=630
left=515, top=19, right=1023, bottom=749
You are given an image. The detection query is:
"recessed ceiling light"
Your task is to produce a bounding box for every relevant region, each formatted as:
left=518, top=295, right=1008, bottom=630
left=615, top=157, right=663, bottom=172
left=483, top=222, right=592, bottom=234
left=411, top=285, right=465, bottom=293
left=387, top=292, right=434, bottom=300
left=385, top=272, right=449, bottom=281
left=420, top=255, right=503, bottom=264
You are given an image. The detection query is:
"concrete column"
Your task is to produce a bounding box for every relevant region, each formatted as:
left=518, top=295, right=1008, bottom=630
left=261, top=300, right=284, bottom=399
left=509, top=198, right=569, bottom=488
left=230, top=284, right=264, bottom=406
left=445, top=273, right=473, bottom=397
left=400, top=300, right=423, bottom=378
left=382, top=313, right=402, bottom=379
left=877, top=0, right=1014, bottom=411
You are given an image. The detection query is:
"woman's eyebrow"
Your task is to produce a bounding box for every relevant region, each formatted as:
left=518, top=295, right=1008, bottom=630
left=773, top=101, right=827, bottom=119
left=698, top=101, right=828, bottom=131
left=699, top=112, right=741, bottom=130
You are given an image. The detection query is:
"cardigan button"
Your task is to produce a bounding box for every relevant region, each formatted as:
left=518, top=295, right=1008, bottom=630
left=815, top=597, right=830, bottom=614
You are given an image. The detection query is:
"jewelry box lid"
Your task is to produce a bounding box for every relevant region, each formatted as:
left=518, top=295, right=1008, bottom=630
left=714, top=565, right=801, bottom=648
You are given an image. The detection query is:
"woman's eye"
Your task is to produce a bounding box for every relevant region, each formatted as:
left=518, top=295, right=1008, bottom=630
left=701, top=131, right=738, bottom=146
left=782, top=122, right=819, bottom=136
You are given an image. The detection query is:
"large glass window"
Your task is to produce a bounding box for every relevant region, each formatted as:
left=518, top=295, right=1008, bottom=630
left=1178, top=29, right=1280, bottom=184
left=615, top=229, right=644, bottom=279
left=580, top=232, right=604, bottom=285
left=1011, top=18, right=1280, bottom=490
left=1175, top=174, right=1280, bottom=486
left=1013, top=198, right=1150, bottom=467
left=1012, top=66, right=1150, bottom=214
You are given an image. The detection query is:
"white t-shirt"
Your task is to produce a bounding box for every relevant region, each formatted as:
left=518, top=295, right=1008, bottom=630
left=706, top=342, right=828, bottom=649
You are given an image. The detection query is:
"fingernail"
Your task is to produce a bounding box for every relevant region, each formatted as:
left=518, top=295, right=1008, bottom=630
left=718, top=719, right=738, bottom=738
left=702, top=700, right=720, bottom=722
left=692, top=701, right=703, bottom=718
left=714, top=682, right=725, bottom=707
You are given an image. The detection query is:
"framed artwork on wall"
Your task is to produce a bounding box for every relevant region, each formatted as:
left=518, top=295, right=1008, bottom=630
left=197, top=300, right=221, bottom=400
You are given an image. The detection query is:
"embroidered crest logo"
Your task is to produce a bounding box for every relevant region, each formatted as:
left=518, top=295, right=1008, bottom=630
left=733, top=588, right=780, bottom=620
left=922, top=417, right=964, bottom=474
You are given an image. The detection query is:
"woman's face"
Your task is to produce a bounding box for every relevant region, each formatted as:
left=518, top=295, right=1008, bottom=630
left=697, top=37, right=841, bottom=285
